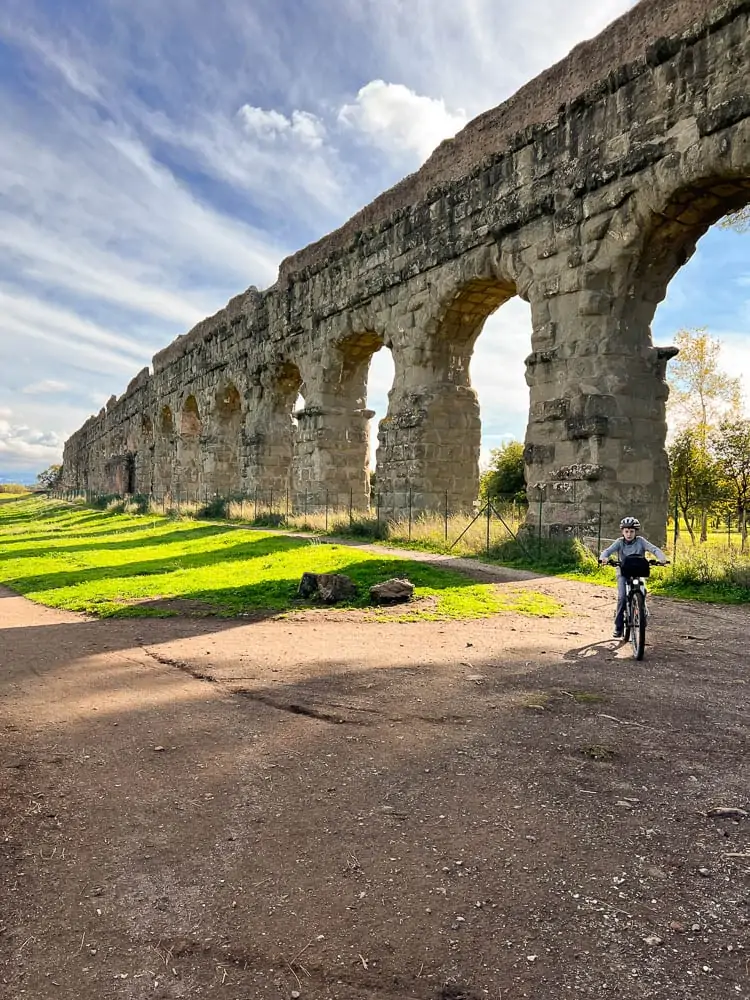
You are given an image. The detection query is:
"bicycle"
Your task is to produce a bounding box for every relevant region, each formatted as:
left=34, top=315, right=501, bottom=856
left=608, top=555, right=669, bottom=660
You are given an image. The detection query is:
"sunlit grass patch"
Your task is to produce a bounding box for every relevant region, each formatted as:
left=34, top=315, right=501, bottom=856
left=0, top=496, right=561, bottom=621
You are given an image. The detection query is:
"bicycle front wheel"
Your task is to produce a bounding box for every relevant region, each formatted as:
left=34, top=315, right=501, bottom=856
left=630, top=590, right=646, bottom=660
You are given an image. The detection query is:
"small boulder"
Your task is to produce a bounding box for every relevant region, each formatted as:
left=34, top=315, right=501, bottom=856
left=298, top=572, right=320, bottom=598
left=298, top=572, right=357, bottom=604
left=316, top=573, right=357, bottom=604
left=369, top=578, right=415, bottom=605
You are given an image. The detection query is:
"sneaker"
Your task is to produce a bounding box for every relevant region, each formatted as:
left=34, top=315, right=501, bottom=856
left=612, top=628, right=623, bottom=639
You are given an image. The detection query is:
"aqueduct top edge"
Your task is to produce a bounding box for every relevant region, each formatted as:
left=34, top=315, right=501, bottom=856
left=149, top=0, right=744, bottom=378
left=277, top=0, right=741, bottom=282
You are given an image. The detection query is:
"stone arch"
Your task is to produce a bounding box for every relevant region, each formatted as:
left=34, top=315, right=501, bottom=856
left=160, top=405, right=174, bottom=434
left=243, top=361, right=304, bottom=499
left=378, top=268, right=521, bottom=514
left=176, top=394, right=203, bottom=495
left=141, top=413, right=154, bottom=441
left=207, top=382, right=243, bottom=495
left=620, top=173, right=750, bottom=535
left=180, top=395, right=202, bottom=437
left=628, top=179, right=750, bottom=323
left=292, top=331, right=386, bottom=507
left=133, top=413, right=155, bottom=494
left=153, top=405, right=175, bottom=495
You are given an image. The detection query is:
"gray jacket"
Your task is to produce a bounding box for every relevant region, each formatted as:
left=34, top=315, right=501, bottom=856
left=600, top=535, right=668, bottom=572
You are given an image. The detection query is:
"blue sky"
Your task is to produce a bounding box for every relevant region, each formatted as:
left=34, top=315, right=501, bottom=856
left=1, top=0, right=748, bottom=481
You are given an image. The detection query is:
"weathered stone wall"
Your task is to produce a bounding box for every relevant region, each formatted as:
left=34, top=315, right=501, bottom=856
left=63, top=0, right=750, bottom=543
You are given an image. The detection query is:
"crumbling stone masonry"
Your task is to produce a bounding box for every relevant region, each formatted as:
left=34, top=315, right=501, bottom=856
left=62, top=0, right=750, bottom=544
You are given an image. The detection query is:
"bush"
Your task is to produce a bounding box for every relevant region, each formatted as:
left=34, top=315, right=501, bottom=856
left=251, top=512, right=288, bottom=528
left=91, top=494, right=122, bottom=510
left=201, top=496, right=228, bottom=519
left=331, top=516, right=388, bottom=540
left=489, top=535, right=599, bottom=574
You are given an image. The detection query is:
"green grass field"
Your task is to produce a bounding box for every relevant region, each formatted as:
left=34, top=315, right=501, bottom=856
left=0, top=495, right=562, bottom=620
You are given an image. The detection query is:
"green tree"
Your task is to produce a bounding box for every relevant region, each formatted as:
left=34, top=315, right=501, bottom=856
left=37, top=464, right=63, bottom=490
left=713, top=418, right=750, bottom=550
left=479, top=441, right=526, bottom=504
left=668, top=329, right=743, bottom=540
left=668, top=430, right=725, bottom=544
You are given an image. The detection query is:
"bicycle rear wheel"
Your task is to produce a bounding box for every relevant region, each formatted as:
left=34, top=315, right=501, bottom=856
left=630, top=590, right=646, bottom=660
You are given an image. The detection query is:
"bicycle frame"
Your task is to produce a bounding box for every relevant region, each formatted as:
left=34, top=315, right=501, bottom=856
left=607, top=555, right=662, bottom=660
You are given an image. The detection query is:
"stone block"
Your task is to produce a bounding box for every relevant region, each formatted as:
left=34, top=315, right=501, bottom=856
left=370, top=578, right=415, bottom=605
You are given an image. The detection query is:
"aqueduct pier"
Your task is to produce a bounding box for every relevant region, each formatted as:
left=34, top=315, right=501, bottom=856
left=62, top=0, right=750, bottom=543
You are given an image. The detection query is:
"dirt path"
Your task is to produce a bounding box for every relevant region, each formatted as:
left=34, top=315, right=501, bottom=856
left=1, top=570, right=748, bottom=1000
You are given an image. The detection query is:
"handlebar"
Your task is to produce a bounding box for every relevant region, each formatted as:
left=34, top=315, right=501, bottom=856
left=602, top=557, right=670, bottom=566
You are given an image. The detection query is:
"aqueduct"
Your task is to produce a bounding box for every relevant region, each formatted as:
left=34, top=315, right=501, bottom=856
left=62, top=0, right=750, bottom=543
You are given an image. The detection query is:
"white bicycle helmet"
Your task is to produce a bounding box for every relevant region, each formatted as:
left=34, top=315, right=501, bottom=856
left=620, top=516, right=640, bottom=530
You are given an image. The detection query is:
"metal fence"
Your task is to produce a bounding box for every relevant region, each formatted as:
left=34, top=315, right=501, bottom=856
left=49, top=482, right=611, bottom=560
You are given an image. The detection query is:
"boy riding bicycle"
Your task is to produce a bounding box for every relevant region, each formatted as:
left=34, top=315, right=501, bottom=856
left=599, top=517, right=668, bottom=639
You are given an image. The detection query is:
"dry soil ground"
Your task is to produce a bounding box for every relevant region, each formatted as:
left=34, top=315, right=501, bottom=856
left=1, top=565, right=748, bottom=1000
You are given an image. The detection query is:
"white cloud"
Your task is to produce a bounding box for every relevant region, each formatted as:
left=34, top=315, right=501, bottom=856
left=141, top=107, right=347, bottom=223
left=1, top=0, right=747, bottom=487
left=0, top=413, right=63, bottom=465
left=22, top=380, right=70, bottom=395
left=339, top=81, right=467, bottom=163
left=238, top=105, right=327, bottom=149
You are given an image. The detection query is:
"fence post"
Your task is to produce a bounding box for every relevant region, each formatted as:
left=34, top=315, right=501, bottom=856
left=444, top=491, right=449, bottom=543
left=408, top=488, right=413, bottom=541
left=597, top=500, right=602, bottom=557
left=270, top=489, right=274, bottom=516
left=349, top=488, right=353, bottom=525
left=672, top=498, right=679, bottom=566
left=537, top=494, right=543, bottom=559
left=254, top=487, right=258, bottom=521
left=286, top=488, right=290, bottom=520
left=727, top=512, right=732, bottom=549
left=325, top=490, right=329, bottom=532
left=486, top=498, right=491, bottom=557
left=376, top=492, right=381, bottom=528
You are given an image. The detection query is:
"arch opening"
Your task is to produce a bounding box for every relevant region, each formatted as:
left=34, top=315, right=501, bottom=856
left=210, top=382, right=243, bottom=496
left=176, top=394, right=203, bottom=495
left=160, top=406, right=174, bottom=435
left=244, top=361, right=304, bottom=502
left=377, top=277, right=530, bottom=517
left=181, top=395, right=202, bottom=437
left=648, top=188, right=750, bottom=549
left=319, top=330, right=390, bottom=508
left=631, top=178, right=750, bottom=323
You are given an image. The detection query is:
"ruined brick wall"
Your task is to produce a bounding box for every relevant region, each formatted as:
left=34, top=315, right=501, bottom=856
left=63, top=0, right=750, bottom=541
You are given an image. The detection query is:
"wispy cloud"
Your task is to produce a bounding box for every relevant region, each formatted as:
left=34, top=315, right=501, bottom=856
left=22, top=380, right=70, bottom=395
left=0, top=0, right=746, bottom=480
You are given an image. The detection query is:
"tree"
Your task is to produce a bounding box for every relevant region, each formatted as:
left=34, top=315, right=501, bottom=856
left=479, top=441, right=526, bottom=504
left=713, top=418, right=750, bottom=550
left=668, top=430, right=724, bottom=544
left=667, top=329, right=743, bottom=540
left=37, top=464, right=63, bottom=490
left=668, top=329, right=743, bottom=447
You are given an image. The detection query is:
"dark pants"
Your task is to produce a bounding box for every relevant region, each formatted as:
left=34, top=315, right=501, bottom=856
left=614, top=573, right=627, bottom=631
